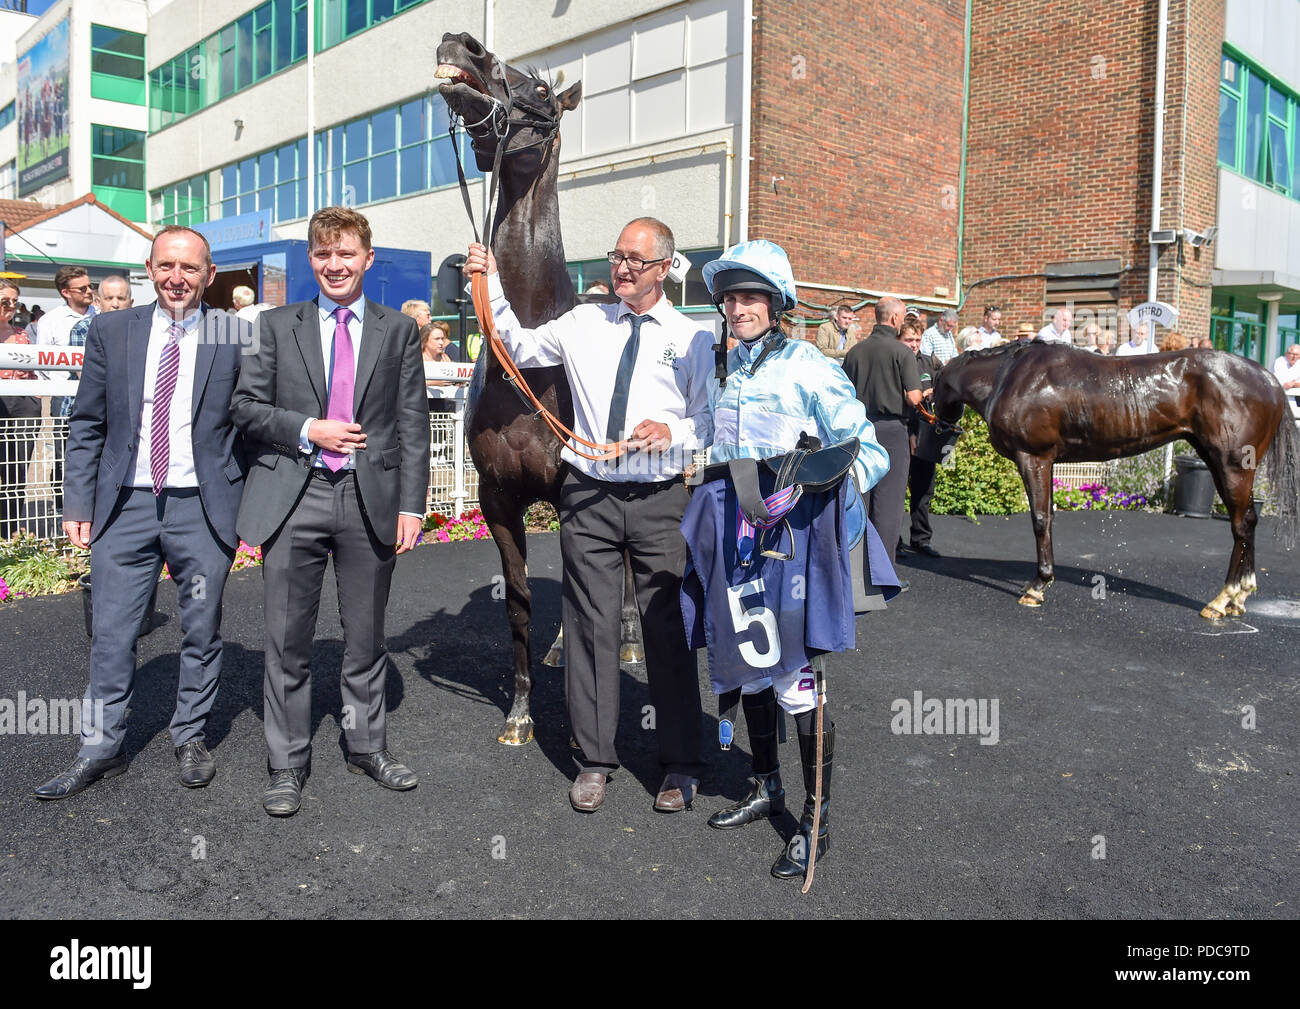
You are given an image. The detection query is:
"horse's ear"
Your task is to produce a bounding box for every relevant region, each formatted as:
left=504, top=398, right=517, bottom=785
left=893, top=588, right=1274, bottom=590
left=556, top=81, right=582, bottom=112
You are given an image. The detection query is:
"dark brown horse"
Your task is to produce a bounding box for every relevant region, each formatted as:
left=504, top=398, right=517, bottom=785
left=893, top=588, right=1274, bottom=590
left=436, top=33, right=641, bottom=745
left=931, top=342, right=1299, bottom=618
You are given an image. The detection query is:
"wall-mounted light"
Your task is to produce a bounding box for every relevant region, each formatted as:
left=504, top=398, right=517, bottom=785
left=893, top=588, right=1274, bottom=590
left=234, top=119, right=245, bottom=141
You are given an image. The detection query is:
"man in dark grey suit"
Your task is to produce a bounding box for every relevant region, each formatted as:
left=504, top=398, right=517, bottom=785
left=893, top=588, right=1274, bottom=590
left=231, top=206, right=430, bottom=817
left=35, top=226, right=248, bottom=799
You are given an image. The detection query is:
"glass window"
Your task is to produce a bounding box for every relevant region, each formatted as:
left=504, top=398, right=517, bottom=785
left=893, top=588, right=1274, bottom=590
left=1245, top=74, right=1265, bottom=180
left=222, top=164, right=238, bottom=215
left=236, top=14, right=254, bottom=90
left=344, top=161, right=369, bottom=206
left=346, top=0, right=368, bottom=36
left=254, top=3, right=273, bottom=79
left=0, top=102, right=13, bottom=130
left=219, top=24, right=238, bottom=97
left=1268, top=121, right=1290, bottom=191
left=345, top=119, right=369, bottom=163
left=371, top=151, right=397, bottom=201
left=372, top=107, right=397, bottom=154
left=1219, top=91, right=1238, bottom=166
left=91, top=25, right=146, bottom=80
left=293, top=0, right=308, bottom=61
left=373, top=0, right=396, bottom=21
left=399, top=144, right=426, bottom=195
left=1268, top=88, right=1287, bottom=121
left=91, top=125, right=146, bottom=191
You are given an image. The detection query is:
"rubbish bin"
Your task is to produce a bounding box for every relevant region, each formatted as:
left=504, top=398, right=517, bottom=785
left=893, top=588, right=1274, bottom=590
left=1172, top=454, right=1216, bottom=518
left=79, top=573, right=161, bottom=638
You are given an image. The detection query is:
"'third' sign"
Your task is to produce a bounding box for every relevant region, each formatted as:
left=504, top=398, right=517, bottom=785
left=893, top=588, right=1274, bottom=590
left=1127, top=301, right=1179, bottom=331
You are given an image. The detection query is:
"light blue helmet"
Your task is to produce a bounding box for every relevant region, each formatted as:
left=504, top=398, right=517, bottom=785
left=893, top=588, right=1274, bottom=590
left=703, top=240, right=798, bottom=314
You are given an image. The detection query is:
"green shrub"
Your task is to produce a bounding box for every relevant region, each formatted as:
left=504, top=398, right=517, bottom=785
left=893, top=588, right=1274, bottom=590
left=928, top=408, right=1028, bottom=517
left=0, top=533, right=84, bottom=599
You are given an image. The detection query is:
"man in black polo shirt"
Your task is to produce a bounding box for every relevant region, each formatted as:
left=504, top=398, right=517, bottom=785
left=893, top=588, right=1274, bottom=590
left=843, top=296, right=921, bottom=578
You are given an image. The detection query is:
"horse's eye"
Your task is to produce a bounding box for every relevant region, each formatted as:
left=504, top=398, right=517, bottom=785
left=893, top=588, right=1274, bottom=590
left=536, top=85, right=548, bottom=97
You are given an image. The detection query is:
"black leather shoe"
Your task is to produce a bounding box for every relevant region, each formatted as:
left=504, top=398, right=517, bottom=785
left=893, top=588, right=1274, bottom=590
left=910, top=542, right=942, bottom=558
left=34, top=754, right=128, bottom=800
left=175, top=740, right=215, bottom=788
left=346, top=749, right=418, bottom=790
left=263, top=767, right=307, bottom=817
left=709, top=771, right=785, bottom=829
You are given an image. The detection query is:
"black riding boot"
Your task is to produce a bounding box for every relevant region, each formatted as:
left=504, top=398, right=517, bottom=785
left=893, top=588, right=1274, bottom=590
left=708, top=687, right=785, bottom=830
left=771, top=717, right=834, bottom=879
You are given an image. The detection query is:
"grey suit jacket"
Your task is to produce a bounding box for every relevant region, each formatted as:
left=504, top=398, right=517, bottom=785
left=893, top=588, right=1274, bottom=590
left=230, top=297, right=430, bottom=546
left=63, top=304, right=248, bottom=548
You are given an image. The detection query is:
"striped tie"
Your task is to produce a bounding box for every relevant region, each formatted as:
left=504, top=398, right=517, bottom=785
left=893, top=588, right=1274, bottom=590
left=150, top=322, right=184, bottom=495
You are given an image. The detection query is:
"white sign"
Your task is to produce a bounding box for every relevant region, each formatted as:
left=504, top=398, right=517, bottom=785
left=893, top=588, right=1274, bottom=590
left=668, top=249, right=692, bottom=285
left=423, top=360, right=474, bottom=382
left=0, top=343, right=82, bottom=371
left=1127, top=301, right=1179, bottom=331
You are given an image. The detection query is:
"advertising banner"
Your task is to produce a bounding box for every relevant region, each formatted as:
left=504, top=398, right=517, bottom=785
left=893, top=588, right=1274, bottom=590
left=17, top=18, right=71, bottom=197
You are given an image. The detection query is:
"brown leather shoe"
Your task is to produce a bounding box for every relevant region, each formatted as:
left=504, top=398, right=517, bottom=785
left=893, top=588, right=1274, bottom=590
left=654, top=773, right=699, bottom=813
left=569, top=771, right=608, bottom=813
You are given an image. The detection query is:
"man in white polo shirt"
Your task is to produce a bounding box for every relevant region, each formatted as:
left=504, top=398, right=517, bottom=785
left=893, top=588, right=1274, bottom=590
left=1037, top=306, right=1074, bottom=344
left=1273, top=343, right=1300, bottom=417
left=465, top=217, right=714, bottom=816
left=1116, top=322, right=1152, bottom=357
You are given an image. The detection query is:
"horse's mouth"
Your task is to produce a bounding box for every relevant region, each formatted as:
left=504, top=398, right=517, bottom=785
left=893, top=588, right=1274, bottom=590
left=436, top=63, right=487, bottom=94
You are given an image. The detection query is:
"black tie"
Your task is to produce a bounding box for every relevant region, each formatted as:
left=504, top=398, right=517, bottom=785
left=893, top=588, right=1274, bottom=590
left=606, top=313, right=651, bottom=442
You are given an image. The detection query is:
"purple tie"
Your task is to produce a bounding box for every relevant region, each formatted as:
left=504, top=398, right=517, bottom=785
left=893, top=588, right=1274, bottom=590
left=150, top=322, right=183, bottom=495
left=322, top=306, right=355, bottom=472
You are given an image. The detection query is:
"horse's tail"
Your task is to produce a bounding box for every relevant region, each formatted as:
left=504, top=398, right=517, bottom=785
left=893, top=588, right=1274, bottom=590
left=1263, top=408, right=1300, bottom=549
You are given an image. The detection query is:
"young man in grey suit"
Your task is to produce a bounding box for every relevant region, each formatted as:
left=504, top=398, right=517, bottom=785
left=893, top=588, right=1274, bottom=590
left=35, top=226, right=249, bottom=799
left=231, top=206, right=430, bottom=817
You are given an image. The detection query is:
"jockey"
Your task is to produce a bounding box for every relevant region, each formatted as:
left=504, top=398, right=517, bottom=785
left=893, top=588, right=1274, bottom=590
left=702, top=239, right=890, bottom=879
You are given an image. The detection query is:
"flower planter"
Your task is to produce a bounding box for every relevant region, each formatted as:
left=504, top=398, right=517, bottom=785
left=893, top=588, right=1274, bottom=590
left=1172, top=455, right=1216, bottom=518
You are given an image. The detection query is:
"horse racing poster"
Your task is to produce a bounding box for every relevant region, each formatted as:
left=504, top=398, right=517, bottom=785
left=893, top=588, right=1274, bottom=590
left=17, top=17, right=71, bottom=197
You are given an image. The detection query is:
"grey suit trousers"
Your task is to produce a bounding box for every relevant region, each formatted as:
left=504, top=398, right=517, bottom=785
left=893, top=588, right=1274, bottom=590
left=81, top=487, right=234, bottom=759
left=261, top=470, right=395, bottom=768
left=864, top=417, right=910, bottom=566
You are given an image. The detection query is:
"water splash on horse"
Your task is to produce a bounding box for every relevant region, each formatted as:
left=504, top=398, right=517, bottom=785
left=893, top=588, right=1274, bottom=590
left=931, top=341, right=1299, bottom=618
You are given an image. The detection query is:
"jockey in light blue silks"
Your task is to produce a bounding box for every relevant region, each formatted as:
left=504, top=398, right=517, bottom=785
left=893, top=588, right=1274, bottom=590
left=701, top=239, right=894, bottom=879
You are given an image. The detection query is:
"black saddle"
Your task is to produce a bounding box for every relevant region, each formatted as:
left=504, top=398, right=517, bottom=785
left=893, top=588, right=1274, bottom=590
left=699, top=434, right=859, bottom=562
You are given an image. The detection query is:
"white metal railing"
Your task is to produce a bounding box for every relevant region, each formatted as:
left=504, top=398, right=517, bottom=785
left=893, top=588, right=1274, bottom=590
left=0, top=358, right=480, bottom=545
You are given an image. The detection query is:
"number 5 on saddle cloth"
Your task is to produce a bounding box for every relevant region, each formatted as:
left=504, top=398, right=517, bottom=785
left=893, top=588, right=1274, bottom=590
left=680, top=437, right=898, bottom=721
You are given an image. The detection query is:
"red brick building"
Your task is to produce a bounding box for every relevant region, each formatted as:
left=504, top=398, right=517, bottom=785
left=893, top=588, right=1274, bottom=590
left=749, top=0, right=1242, bottom=351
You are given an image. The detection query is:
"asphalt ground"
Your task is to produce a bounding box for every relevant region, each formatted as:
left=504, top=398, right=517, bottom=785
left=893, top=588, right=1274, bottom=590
left=0, top=510, right=1296, bottom=921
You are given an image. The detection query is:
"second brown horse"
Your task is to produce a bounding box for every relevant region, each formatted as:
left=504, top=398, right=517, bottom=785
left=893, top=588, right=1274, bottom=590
left=931, top=341, right=1299, bottom=619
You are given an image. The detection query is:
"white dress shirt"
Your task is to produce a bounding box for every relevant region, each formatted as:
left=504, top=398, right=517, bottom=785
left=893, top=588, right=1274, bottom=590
left=1115, top=341, right=1149, bottom=357
left=486, top=273, right=714, bottom=482
left=299, top=294, right=366, bottom=470
left=297, top=295, right=422, bottom=518
left=1036, top=323, right=1073, bottom=344
left=976, top=324, right=1001, bottom=344
left=131, top=305, right=202, bottom=489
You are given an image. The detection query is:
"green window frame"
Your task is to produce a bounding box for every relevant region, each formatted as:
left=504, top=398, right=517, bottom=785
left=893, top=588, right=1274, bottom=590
left=1219, top=45, right=1298, bottom=199
left=219, top=137, right=308, bottom=222
left=312, top=91, right=480, bottom=213
left=319, top=0, right=426, bottom=50
left=91, top=24, right=146, bottom=105
left=92, top=124, right=147, bottom=221
left=151, top=0, right=422, bottom=133
left=152, top=173, right=210, bottom=228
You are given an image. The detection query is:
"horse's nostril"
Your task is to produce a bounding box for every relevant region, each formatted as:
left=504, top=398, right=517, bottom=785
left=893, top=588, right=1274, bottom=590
left=464, top=35, right=485, bottom=57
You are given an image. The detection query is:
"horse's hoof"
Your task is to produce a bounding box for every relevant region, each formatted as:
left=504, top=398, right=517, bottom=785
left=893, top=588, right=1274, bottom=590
left=497, top=718, right=535, bottom=746
left=620, top=643, right=645, bottom=664
left=1018, top=589, right=1044, bottom=607
left=1224, top=601, right=1246, bottom=618
left=1199, top=604, right=1226, bottom=621
left=542, top=645, right=564, bottom=667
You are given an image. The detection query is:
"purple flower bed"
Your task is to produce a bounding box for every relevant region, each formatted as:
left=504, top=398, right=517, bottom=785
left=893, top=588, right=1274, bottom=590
left=1052, top=479, right=1148, bottom=511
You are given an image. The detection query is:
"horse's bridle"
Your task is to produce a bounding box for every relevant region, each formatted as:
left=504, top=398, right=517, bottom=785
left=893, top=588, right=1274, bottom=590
left=448, top=74, right=632, bottom=463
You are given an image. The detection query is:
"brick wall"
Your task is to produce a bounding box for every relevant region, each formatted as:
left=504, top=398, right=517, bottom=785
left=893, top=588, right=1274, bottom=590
left=961, top=0, right=1224, bottom=344
left=749, top=0, right=967, bottom=315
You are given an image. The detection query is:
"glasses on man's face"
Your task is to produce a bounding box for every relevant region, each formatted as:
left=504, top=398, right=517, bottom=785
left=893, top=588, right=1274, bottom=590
left=66, top=285, right=93, bottom=295
left=607, top=251, right=667, bottom=272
